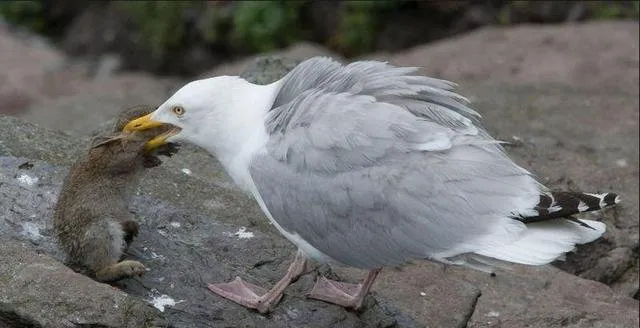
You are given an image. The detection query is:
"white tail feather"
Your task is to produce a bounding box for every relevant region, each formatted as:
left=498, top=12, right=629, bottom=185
left=473, top=219, right=606, bottom=266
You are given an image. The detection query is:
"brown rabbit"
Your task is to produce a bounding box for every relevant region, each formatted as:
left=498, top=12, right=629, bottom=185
left=53, top=105, right=179, bottom=282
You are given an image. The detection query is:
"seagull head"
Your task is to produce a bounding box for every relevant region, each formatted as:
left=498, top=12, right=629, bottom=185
left=123, top=76, right=280, bottom=158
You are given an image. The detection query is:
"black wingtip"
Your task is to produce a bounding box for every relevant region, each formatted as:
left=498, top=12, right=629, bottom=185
left=516, top=191, right=619, bottom=225
left=565, top=216, right=597, bottom=230
left=603, top=193, right=620, bottom=207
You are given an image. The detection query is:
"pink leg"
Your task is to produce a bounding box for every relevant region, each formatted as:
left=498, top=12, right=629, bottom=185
left=208, top=250, right=307, bottom=313
left=307, top=268, right=381, bottom=310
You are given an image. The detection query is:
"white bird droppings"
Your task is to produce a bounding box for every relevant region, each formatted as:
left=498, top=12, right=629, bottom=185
left=148, top=294, right=184, bottom=312
left=486, top=311, right=500, bottom=317
left=181, top=168, right=192, bottom=175
left=21, top=222, right=42, bottom=240
left=150, top=251, right=165, bottom=260
left=419, top=292, right=426, bottom=296
left=203, top=199, right=226, bottom=210
left=286, top=307, right=300, bottom=319
left=170, top=222, right=181, bottom=228
left=17, top=174, right=38, bottom=186
left=616, top=158, right=628, bottom=167
left=223, top=226, right=254, bottom=239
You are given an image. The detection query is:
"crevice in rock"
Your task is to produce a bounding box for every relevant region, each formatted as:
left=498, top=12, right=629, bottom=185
left=461, top=291, right=481, bottom=328
left=0, top=311, right=41, bottom=328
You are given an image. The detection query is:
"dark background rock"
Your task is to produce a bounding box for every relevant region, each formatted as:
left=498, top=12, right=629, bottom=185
left=60, top=3, right=224, bottom=76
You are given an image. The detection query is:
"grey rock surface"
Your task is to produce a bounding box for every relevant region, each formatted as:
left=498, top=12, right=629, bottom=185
left=460, top=264, right=639, bottom=328
left=0, top=123, right=408, bottom=327
left=459, top=82, right=639, bottom=298
left=0, top=241, right=168, bottom=328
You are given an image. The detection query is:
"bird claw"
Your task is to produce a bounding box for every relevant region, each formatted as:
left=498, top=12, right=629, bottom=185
left=307, top=268, right=381, bottom=311
left=307, top=276, right=365, bottom=310
left=208, top=277, right=282, bottom=314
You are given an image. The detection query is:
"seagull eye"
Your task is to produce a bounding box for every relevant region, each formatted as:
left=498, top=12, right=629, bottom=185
left=171, top=106, right=185, bottom=116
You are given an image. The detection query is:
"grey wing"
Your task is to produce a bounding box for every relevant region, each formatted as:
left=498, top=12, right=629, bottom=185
left=251, top=90, right=543, bottom=269
left=270, top=57, right=481, bottom=134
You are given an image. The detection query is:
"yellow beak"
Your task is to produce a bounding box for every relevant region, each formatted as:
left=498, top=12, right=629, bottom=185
left=144, top=129, right=181, bottom=151
left=123, top=113, right=181, bottom=151
left=123, top=113, right=164, bottom=132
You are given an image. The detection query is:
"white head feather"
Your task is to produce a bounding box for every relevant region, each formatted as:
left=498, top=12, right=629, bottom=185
left=151, top=76, right=282, bottom=163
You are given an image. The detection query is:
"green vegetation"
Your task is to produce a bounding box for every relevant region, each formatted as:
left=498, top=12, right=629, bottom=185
left=231, top=1, right=306, bottom=52
left=0, top=0, right=405, bottom=56
left=116, top=1, right=196, bottom=61
left=119, top=1, right=308, bottom=55
left=113, top=1, right=397, bottom=57
left=0, top=1, right=45, bottom=33
left=334, top=1, right=399, bottom=55
left=588, top=1, right=639, bottom=20
left=497, top=1, right=639, bottom=25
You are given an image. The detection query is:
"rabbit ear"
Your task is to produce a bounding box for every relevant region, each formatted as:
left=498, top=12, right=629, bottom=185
left=90, top=133, right=127, bottom=149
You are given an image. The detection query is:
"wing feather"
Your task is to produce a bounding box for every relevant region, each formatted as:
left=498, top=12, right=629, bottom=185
left=249, top=57, right=606, bottom=269
left=251, top=66, right=542, bottom=268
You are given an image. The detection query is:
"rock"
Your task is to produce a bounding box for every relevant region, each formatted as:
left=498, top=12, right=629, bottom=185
left=16, top=72, right=181, bottom=136
left=386, top=21, right=639, bottom=94
left=61, top=3, right=223, bottom=76
left=61, top=3, right=142, bottom=66
left=333, top=264, right=482, bottom=328
left=0, top=22, right=183, bottom=135
left=459, top=265, right=639, bottom=328
left=0, top=118, right=409, bottom=328
left=456, top=82, right=639, bottom=298
left=337, top=262, right=640, bottom=328
left=0, top=241, right=168, bottom=328
left=240, top=56, right=302, bottom=85
left=94, top=53, right=123, bottom=80
left=0, top=115, right=85, bottom=165
left=0, top=23, right=65, bottom=115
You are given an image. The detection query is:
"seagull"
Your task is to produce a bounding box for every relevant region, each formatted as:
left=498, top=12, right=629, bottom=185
left=123, top=57, right=619, bottom=313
